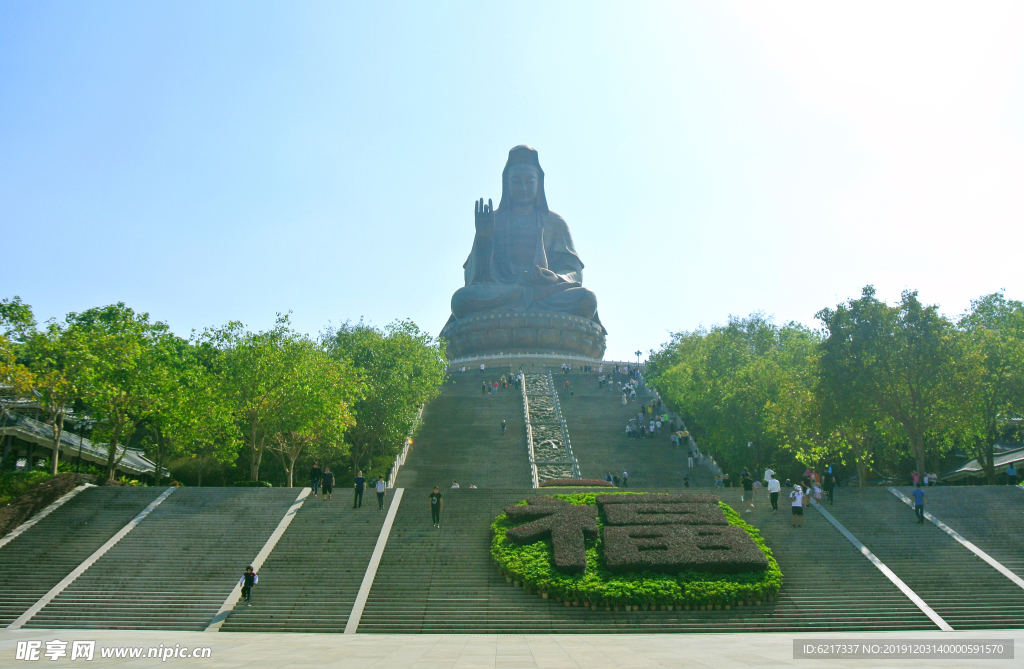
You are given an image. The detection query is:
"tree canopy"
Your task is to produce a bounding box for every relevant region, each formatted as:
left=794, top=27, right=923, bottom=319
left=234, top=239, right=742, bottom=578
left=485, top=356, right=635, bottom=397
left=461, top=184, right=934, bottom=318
left=649, top=287, right=1024, bottom=485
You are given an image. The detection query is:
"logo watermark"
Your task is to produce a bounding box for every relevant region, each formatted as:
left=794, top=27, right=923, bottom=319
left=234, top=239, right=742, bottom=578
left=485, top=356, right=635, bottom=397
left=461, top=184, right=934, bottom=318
left=15, top=640, right=211, bottom=662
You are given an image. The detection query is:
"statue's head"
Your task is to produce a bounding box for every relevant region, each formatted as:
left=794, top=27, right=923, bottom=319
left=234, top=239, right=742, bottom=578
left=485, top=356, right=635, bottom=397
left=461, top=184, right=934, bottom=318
left=508, top=163, right=539, bottom=206
left=500, top=145, right=548, bottom=212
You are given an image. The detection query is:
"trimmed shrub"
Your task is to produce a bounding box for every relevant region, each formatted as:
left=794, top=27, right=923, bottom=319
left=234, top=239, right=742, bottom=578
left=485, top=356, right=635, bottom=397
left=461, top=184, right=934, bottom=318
left=491, top=492, right=782, bottom=609
left=504, top=498, right=598, bottom=573
left=596, top=493, right=718, bottom=505
left=602, top=502, right=728, bottom=526
left=540, top=478, right=614, bottom=487
left=603, top=525, right=769, bottom=574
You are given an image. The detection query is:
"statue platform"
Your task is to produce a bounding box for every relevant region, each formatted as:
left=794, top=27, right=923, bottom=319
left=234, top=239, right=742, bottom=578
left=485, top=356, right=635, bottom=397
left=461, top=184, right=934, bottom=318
left=441, top=311, right=607, bottom=361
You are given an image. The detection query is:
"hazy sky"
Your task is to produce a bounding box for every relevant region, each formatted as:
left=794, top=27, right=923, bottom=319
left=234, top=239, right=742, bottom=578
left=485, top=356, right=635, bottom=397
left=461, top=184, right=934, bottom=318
left=3, top=2, right=1022, bottom=361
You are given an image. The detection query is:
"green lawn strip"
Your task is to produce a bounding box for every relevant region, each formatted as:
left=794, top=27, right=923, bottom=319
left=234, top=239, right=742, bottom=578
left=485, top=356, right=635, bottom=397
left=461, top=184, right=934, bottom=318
left=491, top=492, right=782, bottom=610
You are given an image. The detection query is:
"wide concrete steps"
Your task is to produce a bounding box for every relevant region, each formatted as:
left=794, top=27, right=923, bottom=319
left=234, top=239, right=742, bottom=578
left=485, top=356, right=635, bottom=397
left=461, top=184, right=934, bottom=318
left=221, top=491, right=392, bottom=632
left=555, top=370, right=716, bottom=488
left=825, top=487, right=1024, bottom=630
left=905, top=485, right=1024, bottom=582
left=357, top=488, right=937, bottom=633
left=25, top=487, right=298, bottom=631
left=398, top=371, right=531, bottom=489
left=0, top=487, right=166, bottom=626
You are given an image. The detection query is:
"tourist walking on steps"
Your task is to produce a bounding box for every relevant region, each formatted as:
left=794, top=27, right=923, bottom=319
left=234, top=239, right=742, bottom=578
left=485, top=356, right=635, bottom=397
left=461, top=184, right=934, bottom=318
left=353, top=470, right=366, bottom=508
left=310, top=461, right=322, bottom=497
left=376, top=476, right=387, bottom=511
left=768, top=476, right=780, bottom=513
left=1007, top=462, right=1018, bottom=485
left=501, top=419, right=506, bottom=435
left=239, top=565, right=258, bottom=606
left=823, top=472, right=835, bottom=504
left=622, top=471, right=628, bottom=487
left=741, top=472, right=754, bottom=513
left=912, top=483, right=926, bottom=524
left=429, top=486, right=443, bottom=527
left=321, top=467, right=334, bottom=500
left=790, top=485, right=804, bottom=527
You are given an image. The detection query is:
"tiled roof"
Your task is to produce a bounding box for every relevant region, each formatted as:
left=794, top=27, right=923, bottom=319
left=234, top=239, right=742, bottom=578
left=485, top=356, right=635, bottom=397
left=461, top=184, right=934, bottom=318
left=0, top=410, right=157, bottom=475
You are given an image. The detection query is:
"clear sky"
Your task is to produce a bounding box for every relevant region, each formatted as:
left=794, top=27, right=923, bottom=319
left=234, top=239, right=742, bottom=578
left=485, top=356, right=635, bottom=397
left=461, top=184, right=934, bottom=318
left=3, top=1, right=1022, bottom=361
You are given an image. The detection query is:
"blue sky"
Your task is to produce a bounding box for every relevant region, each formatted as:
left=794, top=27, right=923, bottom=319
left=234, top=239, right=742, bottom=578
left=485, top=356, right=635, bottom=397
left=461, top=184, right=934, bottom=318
left=3, top=1, right=1023, bottom=360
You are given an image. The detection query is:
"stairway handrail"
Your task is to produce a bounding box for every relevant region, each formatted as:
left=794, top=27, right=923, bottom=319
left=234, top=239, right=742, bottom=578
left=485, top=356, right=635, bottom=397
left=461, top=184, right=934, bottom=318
left=521, top=372, right=539, bottom=488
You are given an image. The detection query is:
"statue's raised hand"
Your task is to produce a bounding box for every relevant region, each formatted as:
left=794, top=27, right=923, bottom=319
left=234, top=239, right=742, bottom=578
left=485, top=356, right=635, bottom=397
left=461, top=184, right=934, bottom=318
left=475, top=198, right=494, bottom=237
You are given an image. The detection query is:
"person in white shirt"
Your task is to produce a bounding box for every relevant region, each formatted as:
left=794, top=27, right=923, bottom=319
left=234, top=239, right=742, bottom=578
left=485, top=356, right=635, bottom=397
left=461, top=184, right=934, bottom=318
left=790, top=485, right=804, bottom=527
left=451, top=481, right=460, bottom=489
left=768, top=477, right=781, bottom=513
left=764, top=468, right=775, bottom=484
left=375, top=476, right=387, bottom=511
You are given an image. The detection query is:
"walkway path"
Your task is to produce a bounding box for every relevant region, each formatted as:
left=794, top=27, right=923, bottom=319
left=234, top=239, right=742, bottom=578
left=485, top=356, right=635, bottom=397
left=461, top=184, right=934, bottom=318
left=2, top=628, right=1019, bottom=668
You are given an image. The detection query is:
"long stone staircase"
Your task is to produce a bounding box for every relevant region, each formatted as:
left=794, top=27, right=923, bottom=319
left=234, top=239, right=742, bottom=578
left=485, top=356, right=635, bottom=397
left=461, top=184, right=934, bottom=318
left=24, top=487, right=298, bottom=631
left=823, top=486, right=1024, bottom=630
left=396, top=369, right=531, bottom=489
left=556, top=369, right=717, bottom=487
left=3, top=364, right=1024, bottom=635
left=0, top=486, right=165, bottom=626
left=355, top=486, right=1003, bottom=633
left=906, top=485, right=1024, bottom=582
left=221, top=492, right=393, bottom=632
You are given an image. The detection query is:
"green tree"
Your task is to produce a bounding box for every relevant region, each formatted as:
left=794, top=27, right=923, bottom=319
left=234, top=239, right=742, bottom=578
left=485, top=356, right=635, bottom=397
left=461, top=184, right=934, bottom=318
left=22, top=322, right=84, bottom=476
left=203, top=318, right=295, bottom=482
left=67, top=304, right=177, bottom=480
left=323, top=319, right=446, bottom=475
left=148, top=342, right=240, bottom=486
left=816, top=286, right=960, bottom=476
left=956, top=292, right=1024, bottom=483
left=649, top=315, right=816, bottom=477
left=267, top=339, right=359, bottom=487
left=204, top=316, right=362, bottom=483
left=0, top=296, right=37, bottom=342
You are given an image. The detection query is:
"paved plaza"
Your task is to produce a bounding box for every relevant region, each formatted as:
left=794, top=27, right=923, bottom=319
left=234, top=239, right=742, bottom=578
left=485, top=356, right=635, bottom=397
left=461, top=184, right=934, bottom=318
left=2, top=629, right=1020, bottom=669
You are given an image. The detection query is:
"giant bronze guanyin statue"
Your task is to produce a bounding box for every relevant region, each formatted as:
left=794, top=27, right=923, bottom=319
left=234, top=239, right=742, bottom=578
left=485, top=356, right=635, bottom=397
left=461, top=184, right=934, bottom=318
left=441, top=146, right=607, bottom=360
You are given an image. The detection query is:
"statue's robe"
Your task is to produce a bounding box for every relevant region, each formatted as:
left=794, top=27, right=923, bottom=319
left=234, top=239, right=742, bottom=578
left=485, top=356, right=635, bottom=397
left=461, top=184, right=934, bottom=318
left=450, top=208, right=602, bottom=328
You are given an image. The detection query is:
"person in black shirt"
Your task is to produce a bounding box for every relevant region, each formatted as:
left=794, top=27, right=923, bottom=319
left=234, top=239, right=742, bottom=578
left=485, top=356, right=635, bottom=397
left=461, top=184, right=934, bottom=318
left=322, top=467, right=334, bottom=500
left=741, top=472, right=755, bottom=513
left=429, top=487, right=443, bottom=528
left=238, top=565, right=258, bottom=606
left=823, top=472, right=836, bottom=504
left=310, top=462, right=322, bottom=498
left=353, top=471, right=366, bottom=508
